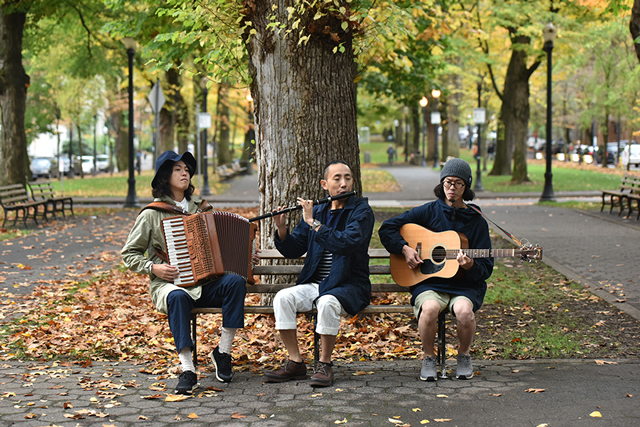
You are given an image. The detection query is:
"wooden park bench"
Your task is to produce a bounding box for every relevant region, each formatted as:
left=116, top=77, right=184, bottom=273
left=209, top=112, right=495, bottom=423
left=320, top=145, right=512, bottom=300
left=230, top=161, right=247, bottom=175
left=216, top=165, right=236, bottom=181
left=600, top=173, right=640, bottom=216
left=0, top=183, right=49, bottom=228
left=27, top=180, right=74, bottom=219
left=191, top=248, right=452, bottom=379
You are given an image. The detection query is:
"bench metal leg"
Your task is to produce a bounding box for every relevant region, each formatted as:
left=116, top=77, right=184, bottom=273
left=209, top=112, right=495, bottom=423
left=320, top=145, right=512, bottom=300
left=437, top=311, right=448, bottom=379
left=191, top=313, right=198, bottom=366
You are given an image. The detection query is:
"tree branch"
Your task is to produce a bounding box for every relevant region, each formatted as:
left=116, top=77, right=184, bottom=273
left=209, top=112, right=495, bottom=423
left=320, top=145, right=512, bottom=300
left=70, top=4, right=92, bottom=58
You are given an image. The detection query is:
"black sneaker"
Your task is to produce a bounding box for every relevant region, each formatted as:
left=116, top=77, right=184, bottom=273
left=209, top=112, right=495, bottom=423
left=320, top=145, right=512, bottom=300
left=175, top=370, right=198, bottom=395
left=211, top=346, right=233, bottom=383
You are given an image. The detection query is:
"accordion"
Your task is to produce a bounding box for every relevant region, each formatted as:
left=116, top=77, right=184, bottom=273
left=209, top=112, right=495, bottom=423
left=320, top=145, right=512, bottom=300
left=161, top=211, right=257, bottom=287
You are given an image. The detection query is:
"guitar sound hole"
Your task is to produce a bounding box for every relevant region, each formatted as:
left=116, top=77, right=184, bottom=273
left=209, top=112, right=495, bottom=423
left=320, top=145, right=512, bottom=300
left=431, top=246, right=446, bottom=263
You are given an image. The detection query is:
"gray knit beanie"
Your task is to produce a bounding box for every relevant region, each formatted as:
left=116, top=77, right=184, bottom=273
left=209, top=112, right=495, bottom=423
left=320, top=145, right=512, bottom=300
left=440, top=158, right=472, bottom=187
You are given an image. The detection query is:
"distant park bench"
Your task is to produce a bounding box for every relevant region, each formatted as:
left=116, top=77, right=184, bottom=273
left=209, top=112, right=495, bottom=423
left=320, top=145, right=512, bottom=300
left=601, top=173, right=640, bottom=219
left=217, top=161, right=247, bottom=181
left=27, top=180, right=74, bottom=219
left=0, top=184, right=48, bottom=228
left=190, top=248, right=452, bottom=378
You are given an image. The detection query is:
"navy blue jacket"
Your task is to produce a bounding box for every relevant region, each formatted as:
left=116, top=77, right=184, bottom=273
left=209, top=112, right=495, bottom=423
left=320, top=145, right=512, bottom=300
left=274, top=195, right=374, bottom=315
left=378, top=198, right=493, bottom=312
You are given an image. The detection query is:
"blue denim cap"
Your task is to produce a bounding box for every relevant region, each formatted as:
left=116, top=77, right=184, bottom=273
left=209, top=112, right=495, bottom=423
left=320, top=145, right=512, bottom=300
left=151, top=151, right=197, bottom=188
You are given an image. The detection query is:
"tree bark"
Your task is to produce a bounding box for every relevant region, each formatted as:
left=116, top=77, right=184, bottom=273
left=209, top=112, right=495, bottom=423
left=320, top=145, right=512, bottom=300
left=245, top=0, right=360, bottom=252
left=631, top=0, right=640, bottom=63
left=216, top=83, right=231, bottom=166
left=490, top=34, right=539, bottom=182
left=0, top=8, right=29, bottom=186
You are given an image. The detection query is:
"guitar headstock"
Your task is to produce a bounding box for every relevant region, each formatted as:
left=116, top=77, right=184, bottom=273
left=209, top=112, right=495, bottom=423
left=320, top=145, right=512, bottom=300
left=516, top=244, right=543, bottom=261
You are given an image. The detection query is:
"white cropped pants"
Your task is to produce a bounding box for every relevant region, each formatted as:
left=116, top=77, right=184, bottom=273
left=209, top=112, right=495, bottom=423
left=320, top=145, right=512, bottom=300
left=273, top=283, right=346, bottom=336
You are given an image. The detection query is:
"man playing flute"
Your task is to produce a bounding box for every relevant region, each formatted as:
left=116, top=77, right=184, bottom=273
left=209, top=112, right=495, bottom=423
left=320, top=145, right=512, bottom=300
left=122, top=151, right=259, bottom=394
left=264, top=161, right=374, bottom=387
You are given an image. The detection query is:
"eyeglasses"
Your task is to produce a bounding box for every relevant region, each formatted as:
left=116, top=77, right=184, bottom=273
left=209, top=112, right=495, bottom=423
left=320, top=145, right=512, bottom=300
left=443, top=180, right=465, bottom=189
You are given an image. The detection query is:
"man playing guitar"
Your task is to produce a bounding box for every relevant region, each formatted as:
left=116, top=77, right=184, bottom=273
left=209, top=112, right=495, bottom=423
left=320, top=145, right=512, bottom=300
left=378, top=158, right=494, bottom=381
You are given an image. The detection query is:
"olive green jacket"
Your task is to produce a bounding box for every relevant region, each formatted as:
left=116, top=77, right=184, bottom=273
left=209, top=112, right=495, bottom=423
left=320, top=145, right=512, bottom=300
left=121, top=195, right=209, bottom=314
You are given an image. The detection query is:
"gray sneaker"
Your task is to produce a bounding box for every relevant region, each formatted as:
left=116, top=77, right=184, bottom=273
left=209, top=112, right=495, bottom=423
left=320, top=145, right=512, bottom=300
left=419, top=356, right=437, bottom=381
left=456, top=353, right=473, bottom=379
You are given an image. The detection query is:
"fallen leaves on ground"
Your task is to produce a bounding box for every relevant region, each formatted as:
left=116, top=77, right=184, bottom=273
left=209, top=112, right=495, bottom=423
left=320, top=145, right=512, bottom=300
left=525, top=388, right=546, bottom=393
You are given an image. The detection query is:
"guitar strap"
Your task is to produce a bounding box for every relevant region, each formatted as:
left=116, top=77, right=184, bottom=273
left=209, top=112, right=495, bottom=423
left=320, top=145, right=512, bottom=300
left=465, top=203, right=525, bottom=247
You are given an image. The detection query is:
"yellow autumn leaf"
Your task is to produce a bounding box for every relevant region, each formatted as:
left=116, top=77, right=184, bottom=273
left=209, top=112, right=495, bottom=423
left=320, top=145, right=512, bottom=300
left=590, top=411, right=602, bottom=418
left=437, top=394, right=448, bottom=398
left=421, top=421, right=430, bottom=425
left=187, top=413, right=198, bottom=419
left=413, top=408, right=422, bottom=412
left=334, top=418, right=348, bottom=424
left=165, top=394, right=190, bottom=402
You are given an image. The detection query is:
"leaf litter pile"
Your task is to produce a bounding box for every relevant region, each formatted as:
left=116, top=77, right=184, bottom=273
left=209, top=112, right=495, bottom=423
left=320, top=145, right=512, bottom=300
left=0, top=208, right=638, bottom=374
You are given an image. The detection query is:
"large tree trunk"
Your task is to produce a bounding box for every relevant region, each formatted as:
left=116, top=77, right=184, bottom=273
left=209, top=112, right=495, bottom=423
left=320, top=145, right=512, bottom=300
left=632, top=0, right=640, bottom=63
left=245, top=0, right=360, bottom=252
left=490, top=35, right=538, bottom=181
left=0, top=8, right=29, bottom=186
left=76, top=122, right=84, bottom=178
left=216, top=83, right=231, bottom=166
left=113, top=110, right=127, bottom=173
left=173, top=69, right=190, bottom=155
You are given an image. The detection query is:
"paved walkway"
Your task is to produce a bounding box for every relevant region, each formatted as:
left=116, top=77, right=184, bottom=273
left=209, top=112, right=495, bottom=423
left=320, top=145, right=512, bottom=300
left=1, top=163, right=640, bottom=426
left=0, top=359, right=637, bottom=426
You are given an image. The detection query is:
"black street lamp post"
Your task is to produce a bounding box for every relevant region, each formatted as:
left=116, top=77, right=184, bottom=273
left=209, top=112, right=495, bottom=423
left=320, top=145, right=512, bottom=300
left=419, top=97, right=428, bottom=166
left=200, top=79, right=211, bottom=196
left=540, top=22, right=557, bottom=202
left=473, top=82, right=485, bottom=192
left=431, top=89, right=441, bottom=168
left=122, top=37, right=139, bottom=208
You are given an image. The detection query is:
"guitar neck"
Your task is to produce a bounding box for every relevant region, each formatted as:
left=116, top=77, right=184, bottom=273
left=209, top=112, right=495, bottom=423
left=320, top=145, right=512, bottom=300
left=447, top=248, right=518, bottom=259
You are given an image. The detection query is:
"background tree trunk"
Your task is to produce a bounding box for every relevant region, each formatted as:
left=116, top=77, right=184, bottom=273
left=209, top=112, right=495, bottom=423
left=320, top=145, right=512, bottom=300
left=490, top=34, right=538, bottom=181
left=216, top=83, right=231, bottom=166
left=246, top=0, right=360, bottom=253
left=631, top=0, right=640, bottom=63
left=0, top=9, right=29, bottom=186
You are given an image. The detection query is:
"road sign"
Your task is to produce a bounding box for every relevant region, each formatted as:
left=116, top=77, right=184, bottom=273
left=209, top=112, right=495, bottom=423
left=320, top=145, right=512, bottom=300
left=149, top=81, right=166, bottom=114
left=473, top=108, right=486, bottom=125
left=431, top=112, right=441, bottom=125
left=198, top=112, right=211, bottom=129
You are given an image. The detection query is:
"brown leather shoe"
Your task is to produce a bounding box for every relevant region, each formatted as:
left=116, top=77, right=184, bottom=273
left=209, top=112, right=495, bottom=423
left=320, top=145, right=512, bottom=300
left=264, top=360, right=307, bottom=383
left=309, top=361, right=334, bottom=387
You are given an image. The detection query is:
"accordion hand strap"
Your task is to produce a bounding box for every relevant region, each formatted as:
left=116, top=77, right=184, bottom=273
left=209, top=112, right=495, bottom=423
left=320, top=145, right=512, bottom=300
left=139, top=202, right=187, bottom=216
left=139, top=200, right=212, bottom=265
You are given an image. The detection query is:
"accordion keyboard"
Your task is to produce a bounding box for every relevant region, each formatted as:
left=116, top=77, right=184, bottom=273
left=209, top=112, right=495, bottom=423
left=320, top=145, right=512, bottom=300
left=162, top=217, right=196, bottom=286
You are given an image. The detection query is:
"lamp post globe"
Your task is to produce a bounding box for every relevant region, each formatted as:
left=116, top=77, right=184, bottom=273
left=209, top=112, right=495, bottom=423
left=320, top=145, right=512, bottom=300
left=419, top=97, right=428, bottom=167
left=122, top=37, right=139, bottom=208
left=540, top=22, right=557, bottom=202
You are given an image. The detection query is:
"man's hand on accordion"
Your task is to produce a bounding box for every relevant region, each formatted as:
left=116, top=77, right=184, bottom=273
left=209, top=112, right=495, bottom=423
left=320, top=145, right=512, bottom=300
left=152, top=264, right=180, bottom=282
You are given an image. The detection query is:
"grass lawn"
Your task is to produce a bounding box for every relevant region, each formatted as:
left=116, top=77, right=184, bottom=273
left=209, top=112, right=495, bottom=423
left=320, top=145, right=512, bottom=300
left=361, top=141, right=634, bottom=194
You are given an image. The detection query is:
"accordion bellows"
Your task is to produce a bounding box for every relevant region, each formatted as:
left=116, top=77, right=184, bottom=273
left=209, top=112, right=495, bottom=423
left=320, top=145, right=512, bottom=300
left=161, top=211, right=257, bottom=287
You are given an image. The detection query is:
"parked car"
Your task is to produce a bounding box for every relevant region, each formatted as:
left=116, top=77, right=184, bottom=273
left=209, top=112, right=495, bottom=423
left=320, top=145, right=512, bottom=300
left=622, top=144, right=640, bottom=168
left=73, top=156, right=95, bottom=175
left=95, top=154, right=110, bottom=172
left=30, top=157, right=59, bottom=179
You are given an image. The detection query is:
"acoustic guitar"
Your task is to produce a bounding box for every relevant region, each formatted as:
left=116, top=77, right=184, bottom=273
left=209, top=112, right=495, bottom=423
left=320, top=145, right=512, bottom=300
left=389, top=224, right=543, bottom=287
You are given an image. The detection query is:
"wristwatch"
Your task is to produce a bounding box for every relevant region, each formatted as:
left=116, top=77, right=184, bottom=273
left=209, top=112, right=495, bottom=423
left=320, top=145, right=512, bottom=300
left=311, top=219, right=322, bottom=232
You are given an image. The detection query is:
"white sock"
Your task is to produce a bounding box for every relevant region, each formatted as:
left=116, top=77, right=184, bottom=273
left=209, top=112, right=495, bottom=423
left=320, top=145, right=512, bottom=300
left=179, top=347, right=195, bottom=373
left=218, top=327, right=237, bottom=354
